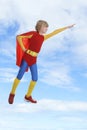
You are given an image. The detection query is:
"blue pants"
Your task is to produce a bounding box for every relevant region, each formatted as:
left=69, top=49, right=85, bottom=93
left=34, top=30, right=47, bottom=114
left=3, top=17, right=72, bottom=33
left=17, top=60, right=38, bottom=81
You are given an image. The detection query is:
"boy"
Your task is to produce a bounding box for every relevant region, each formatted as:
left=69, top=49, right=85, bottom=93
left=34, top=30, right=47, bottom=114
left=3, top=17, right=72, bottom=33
left=8, top=20, right=75, bottom=104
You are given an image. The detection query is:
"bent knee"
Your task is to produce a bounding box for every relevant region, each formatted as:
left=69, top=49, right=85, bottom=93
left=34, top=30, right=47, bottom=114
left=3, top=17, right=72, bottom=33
left=32, top=79, right=38, bottom=82
left=17, top=76, right=22, bottom=80
left=32, top=77, right=38, bottom=82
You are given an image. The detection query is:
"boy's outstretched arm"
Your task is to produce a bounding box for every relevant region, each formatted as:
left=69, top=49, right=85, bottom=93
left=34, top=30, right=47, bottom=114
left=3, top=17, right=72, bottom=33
left=44, top=24, right=75, bottom=40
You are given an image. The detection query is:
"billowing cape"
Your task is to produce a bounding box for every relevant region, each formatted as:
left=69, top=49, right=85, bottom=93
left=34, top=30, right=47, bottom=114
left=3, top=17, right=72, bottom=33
left=16, top=31, right=34, bottom=67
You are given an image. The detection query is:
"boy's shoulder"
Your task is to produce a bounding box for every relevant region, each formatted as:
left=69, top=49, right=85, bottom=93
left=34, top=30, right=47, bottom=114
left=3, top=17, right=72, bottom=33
left=18, top=31, right=36, bottom=36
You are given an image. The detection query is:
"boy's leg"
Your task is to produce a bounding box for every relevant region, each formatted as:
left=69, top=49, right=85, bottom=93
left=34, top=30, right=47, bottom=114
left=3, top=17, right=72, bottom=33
left=11, top=60, right=28, bottom=94
left=8, top=60, right=28, bottom=104
left=10, top=78, right=20, bottom=95
left=25, top=63, right=38, bottom=103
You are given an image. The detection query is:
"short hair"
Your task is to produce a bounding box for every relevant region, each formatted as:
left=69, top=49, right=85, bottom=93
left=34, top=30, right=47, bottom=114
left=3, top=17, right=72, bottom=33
left=35, top=20, right=49, bottom=32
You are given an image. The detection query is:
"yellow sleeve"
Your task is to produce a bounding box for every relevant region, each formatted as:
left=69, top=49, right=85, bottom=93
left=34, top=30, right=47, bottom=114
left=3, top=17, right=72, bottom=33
left=18, top=34, right=33, bottom=39
left=44, top=27, right=68, bottom=40
left=17, top=34, right=33, bottom=51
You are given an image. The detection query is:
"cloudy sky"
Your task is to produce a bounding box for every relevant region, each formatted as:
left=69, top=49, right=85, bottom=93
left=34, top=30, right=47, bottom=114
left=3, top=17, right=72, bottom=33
left=0, top=0, right=87, bottom=130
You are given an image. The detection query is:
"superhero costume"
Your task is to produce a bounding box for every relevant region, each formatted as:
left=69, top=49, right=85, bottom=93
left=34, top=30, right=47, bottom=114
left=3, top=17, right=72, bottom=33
left=8, top=26, right=68, bottom=104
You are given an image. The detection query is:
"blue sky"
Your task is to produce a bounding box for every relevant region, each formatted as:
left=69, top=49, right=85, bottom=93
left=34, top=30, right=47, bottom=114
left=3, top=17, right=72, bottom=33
left=0, top=0, right=87, bottom=130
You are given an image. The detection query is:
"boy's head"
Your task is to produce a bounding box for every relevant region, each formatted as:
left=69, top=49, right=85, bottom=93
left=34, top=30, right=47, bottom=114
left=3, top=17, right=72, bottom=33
left=35, top=20, right=49, bottom=34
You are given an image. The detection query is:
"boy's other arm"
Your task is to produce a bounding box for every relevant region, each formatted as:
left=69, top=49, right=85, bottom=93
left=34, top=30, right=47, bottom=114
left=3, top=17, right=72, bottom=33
left=44, top=24, right=75, bottom=40
left=17, top=35, right=33, bottom=52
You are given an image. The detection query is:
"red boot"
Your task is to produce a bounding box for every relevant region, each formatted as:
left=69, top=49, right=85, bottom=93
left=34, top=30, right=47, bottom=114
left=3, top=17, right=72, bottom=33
left=8, top=93, right=15, bottom=104
left=25, top=96, right=37, bottom=103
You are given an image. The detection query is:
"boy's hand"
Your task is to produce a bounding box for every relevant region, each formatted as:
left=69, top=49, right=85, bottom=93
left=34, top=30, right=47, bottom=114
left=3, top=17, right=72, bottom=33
left=23, top=48, right=27, bottom=52
left=67, top=24, right=76, bottom=29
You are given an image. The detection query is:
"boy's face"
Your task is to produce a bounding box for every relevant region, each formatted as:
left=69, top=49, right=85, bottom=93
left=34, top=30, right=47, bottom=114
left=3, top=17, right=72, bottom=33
left=40, top=25, right=48, bottom=34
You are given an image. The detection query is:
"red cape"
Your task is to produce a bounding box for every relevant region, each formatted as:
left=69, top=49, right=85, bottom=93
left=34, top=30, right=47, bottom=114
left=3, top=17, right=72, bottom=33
left=16, top=31, right=35, bottom=71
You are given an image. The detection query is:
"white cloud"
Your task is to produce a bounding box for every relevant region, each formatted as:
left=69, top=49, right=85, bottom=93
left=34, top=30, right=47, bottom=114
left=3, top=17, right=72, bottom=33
left=9, top=99, right=87, bottom=113
left=38, top=59, right=80, bottom=91
left=72, top=43, right=87, bottom=66
left=0, top=68, right=27, bottom=82
left=0, top=48, right=15, bottom=60
left=0, top=68, right=17, bottom=82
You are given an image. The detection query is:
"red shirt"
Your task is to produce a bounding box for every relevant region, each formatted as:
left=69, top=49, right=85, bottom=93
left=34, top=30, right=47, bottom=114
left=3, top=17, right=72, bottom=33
left=16, top=31, right=44, bottom=67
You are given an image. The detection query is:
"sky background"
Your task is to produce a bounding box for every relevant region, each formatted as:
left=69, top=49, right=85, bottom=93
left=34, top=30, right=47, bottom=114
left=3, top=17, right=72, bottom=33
left=0, top=0, right=87, bottom=130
